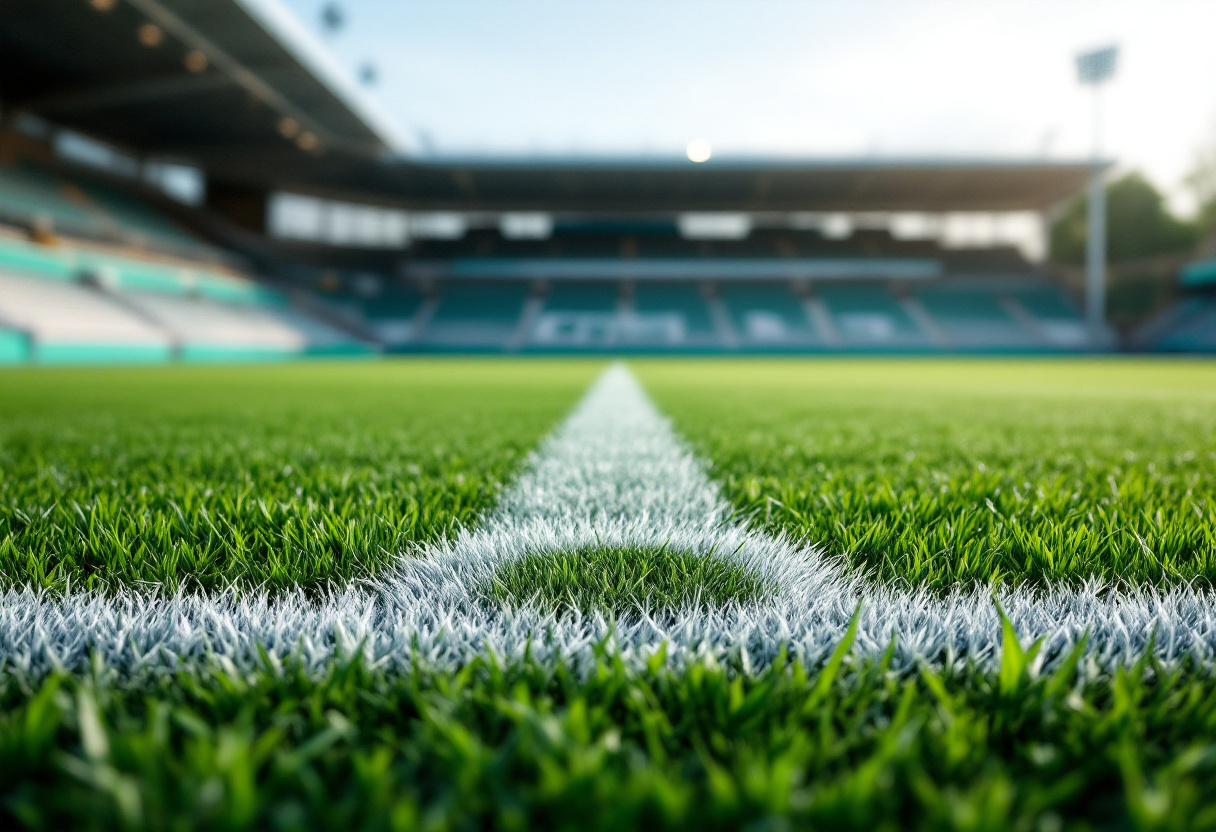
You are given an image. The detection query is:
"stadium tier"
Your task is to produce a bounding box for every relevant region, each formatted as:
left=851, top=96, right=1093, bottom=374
left=323, top=274, right=1089, bottom=353
left=0, top=269, right=172, bottom=364
left=0, top=129, right=1200, bottom=356
left=720, top=283, right=821, bottom=346
left=0, top=160, right=214, bottom=258
left=0, top=234, right=371, bottom=364
left=317, top=223, right=1100, bottom=353
left=1181, top=257, right=1216, bottom=289
left=1131, top=257, right=1216, bottom=352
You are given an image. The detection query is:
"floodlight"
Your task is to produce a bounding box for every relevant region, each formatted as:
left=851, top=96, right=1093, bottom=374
left=138, top=23, right=164, bottom=48
left=184, top=50, right=208, bottom=74
left=297, top=131, right=319, bottom=152
left=686, top=139, right=712, bottom=163
left=1076, top=46, right=1117, bottom=85
left=1075, top=44, right=1119, bottom=347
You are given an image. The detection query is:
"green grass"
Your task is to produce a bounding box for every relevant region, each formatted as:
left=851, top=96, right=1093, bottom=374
left=478, top=545, right=771, bottom=616
left=639, top=359, right=1216, bottom=590
left=5, top=357, right=1216, bottom=829
left=0, top=360, right=600, bottom=594
left=4, top=630, right=1216, bottom=831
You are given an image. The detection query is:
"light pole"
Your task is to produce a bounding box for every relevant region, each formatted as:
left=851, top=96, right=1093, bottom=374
left=1076, top=45, right=1117, bottom=346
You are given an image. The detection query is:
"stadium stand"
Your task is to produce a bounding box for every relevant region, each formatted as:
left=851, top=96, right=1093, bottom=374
left=530, top=282, right=622, bottom=348
left=0, top=270, right=172, bottom=363
left=0, top=229, right=370, bottom=363
left=420, top=281, right=531, bottom=348
left=1132, top=257, right=1216, bottom=353
left=1004, top=285, right=1089, bottom=347
left=315, top=222, right=1100, bottom=354
left=353, top=284, right=428, bottom=346
left=631, top=283, right=716, bottom=345
left=18, top=0, right=1195, bottom=357
left=1137, top=297, right=1216, bottom=352
left=913, top=285, right=1033, bottom=349
left=0, top=167, right=1104, bottom=358
left=0, top=325, right=30, bottom=364
left=1181, top=258, right=1216, bottom=289
left=0, top=160, right=214, bottom=258
left=719, top=283, right=817, bottom=346
left=816, top=284, right=929, bottom=347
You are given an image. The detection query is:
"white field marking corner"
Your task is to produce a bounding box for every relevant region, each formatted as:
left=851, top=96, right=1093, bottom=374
left=2, top=363, right=1216, bottom=678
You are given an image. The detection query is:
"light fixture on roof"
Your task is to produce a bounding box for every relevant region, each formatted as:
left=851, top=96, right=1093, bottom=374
left=90, top=0, right=117, bottom=11
left=1075, top=43, right=1119, bottom=346
left=686, top=139, right=712, bottom=163
left=297, top=131, right=319, bottom=152
left=278, top=117, right=300, bottom=139
left=183, top=50, right=208, bottom=73
left=137, top=23, right=164, bottom=47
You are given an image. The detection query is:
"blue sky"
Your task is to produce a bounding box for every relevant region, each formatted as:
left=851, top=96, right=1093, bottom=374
left=278, top=0, right=1216, bottom=213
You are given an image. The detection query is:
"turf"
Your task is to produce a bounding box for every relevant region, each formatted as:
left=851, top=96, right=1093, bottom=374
left=0, top=360, right=600, bottom=593
left=639, top=359, right=1216, bottom=590
left=478, top=545, right=771, bottom=616
left=4, top=626, right=1216, bottom=831
left=4, top=357, right=1216, bottom=830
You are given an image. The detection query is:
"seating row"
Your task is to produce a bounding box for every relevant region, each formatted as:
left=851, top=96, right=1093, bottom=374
left=0, top=238, right=371, bottom=364
left=0, top=161, right=207, bottom=256
left=327, top=278, right=1089, bottom=351
left=0, top=235, right=279, bottom=305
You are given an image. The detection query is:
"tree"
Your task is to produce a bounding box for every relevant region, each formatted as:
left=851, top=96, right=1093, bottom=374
left=1184, top=138, right=1216, bottom=236
left=1049, top=172, right=1198, bottom=264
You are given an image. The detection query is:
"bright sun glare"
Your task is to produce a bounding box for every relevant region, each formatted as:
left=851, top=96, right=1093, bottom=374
left=685, top=139, right=712, bottom=163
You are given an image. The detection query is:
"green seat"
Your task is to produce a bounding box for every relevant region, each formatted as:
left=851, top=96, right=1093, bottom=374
left=0, top=327, right=30, bottom=364
left=0, top=238, right=76, bottom=280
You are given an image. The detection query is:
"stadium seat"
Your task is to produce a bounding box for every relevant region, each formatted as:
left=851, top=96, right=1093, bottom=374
left=0, top=326, right=31, bottom=364
left=1181, top=258, right=1216, bottom=288
left=420, top=281, right=531, bottom=348
left=719, top=283, right=814, bottom=345
left=531, top=282, right=622, bottom=347
left=914, top=287, right=1036, bottom=348
left=430, top=281, right=531, bottom=324
left=816, top=284, right=925, bottom=345
left=361, top=286, right=425, bottom=321
left=118, top=291, right=363, bottom=360
left=631, top=283, right=715, bottom=342
left=0, top=161, right=208, bottom=257
left=544, top=282, right=621, bottom=312
left=0, top=236, right=77, bottom=280
left=0, top=272, right=172, bottom=363
left=1005, top=285, right=1088, bottom=347
left=1134, top=296, right=1216, bottom=352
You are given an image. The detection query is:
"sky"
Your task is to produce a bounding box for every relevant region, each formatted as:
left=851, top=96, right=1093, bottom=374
left=279, top=0, right=1216, bottom=215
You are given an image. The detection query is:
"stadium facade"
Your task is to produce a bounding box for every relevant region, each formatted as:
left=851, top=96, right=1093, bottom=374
left=1, top=0, right=1212, bottom=363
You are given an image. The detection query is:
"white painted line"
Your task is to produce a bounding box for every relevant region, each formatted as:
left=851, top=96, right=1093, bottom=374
left=2, top=364, right=1214, bottom=677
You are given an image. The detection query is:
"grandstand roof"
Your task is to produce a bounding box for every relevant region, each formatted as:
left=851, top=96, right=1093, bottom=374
left=0, top=0, right=400, bottom=161
left=293, top=157, right=1102, bottom=213
left=1, top=0, right=1099, bottom=214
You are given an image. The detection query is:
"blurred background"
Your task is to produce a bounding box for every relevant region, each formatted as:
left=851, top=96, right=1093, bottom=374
left=1, top=0, right=1215, bottom=362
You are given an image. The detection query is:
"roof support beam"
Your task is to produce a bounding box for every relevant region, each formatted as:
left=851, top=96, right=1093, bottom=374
left=122, top=0, right=366, bottom=155
left=29, top=74, right=236, bottom=115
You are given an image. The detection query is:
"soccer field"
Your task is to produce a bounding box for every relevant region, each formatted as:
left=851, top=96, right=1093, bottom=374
left=2, top=358, right=1216, bottom=830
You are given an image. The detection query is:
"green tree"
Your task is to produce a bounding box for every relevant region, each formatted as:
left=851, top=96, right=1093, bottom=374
left=1049, top=172, right=1198, bottom=264
left=1185, top=141, right=1216, bottom=236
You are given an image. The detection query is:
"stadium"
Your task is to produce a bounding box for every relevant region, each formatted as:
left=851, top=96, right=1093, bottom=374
left=2, top=0, right=1216, bottom=828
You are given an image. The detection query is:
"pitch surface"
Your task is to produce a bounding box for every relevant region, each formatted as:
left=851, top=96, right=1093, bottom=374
left=3, top=357, right=1216, bottom=830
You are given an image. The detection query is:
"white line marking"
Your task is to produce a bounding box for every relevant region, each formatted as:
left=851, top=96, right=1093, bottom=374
left=2, top=364, right=1215, bottom=677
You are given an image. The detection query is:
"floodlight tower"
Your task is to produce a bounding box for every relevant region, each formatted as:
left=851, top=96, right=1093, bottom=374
left=1076, top=45, right=1118, bottom=346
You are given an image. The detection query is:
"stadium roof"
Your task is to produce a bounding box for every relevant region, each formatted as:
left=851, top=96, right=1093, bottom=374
left=0, top=0, right=402, bottom=160
left=0, top=0, right=1100, bottom=214
left=292, top=157, right=1103, bottom=213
